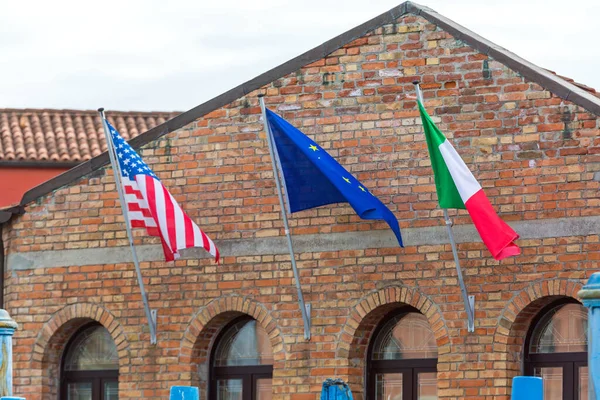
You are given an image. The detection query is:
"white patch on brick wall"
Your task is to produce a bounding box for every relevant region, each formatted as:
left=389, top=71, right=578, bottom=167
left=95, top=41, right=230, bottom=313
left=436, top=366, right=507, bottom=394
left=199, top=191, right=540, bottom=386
left=349, top=89, right=362, bottom=96
left=277, top=104, right=301, bottom=111
left=379, top=69, right=403, bottom=77
left=529, top=160, right=536, bottom=168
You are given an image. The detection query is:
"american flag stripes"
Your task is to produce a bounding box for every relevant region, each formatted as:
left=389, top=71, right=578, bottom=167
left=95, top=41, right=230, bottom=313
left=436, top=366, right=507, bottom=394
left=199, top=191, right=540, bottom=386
left=106, top=120, right=219, bottom=262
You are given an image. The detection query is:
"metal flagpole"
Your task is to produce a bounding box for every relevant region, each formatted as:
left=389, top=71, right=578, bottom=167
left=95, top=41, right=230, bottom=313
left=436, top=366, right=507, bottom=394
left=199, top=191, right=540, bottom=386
left=412, top=83, right=475, bottom=333
left=98, top=108, right=158, bottom=344
left=258, top=95, right=311, bottom=340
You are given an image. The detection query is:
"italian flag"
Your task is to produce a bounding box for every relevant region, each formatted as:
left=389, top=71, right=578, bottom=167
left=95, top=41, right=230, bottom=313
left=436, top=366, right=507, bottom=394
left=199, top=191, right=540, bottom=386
left=418, top=100, right=520, bottom=260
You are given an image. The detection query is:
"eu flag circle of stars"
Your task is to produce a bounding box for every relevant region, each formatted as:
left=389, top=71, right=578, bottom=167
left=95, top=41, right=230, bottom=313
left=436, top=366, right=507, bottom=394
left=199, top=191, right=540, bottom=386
left=307, top=141, right=372, bottom=196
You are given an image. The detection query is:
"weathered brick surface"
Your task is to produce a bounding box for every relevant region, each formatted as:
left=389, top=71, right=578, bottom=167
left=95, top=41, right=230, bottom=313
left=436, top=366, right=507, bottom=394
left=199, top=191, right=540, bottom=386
left=3, top=14, right=599, bottom=400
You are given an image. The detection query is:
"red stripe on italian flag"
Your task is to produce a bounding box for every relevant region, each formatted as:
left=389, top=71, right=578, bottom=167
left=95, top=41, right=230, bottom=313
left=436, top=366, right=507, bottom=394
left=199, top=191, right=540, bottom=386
left=419, top=100, right=520, bottom=260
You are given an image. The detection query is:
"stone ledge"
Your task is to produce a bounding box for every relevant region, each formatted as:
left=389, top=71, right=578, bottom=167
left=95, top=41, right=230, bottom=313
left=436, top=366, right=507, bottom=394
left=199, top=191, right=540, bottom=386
left=7, top=215, right=599, bottom=270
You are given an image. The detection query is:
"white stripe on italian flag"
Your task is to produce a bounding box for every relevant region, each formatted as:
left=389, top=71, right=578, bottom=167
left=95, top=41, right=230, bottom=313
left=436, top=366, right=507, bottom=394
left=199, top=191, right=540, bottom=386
left=418, top=100, right=520, bottom=260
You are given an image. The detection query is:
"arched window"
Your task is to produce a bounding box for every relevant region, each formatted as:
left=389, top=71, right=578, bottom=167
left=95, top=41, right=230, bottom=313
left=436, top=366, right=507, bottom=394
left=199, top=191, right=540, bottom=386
left=367, top=309, right=438, bottom=400
left=525, top=300, right=588, bottom=400
left=210, top=317, right=273, bottom=400
left=61, top=324, right=119, bottom=400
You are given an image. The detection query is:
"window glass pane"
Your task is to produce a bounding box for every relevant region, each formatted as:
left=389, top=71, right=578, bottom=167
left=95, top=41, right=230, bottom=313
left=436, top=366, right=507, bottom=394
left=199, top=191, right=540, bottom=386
left=104, top=381, right=118, bottom=400
left=255, top=378, right=272, bottom=400
left=418, top=372, right=438, bottom=399
left=214, top=319, right=273, bottom=366
left=372, top=312, right=437, bottom=360
left=64, top=325, right=119, bottom=371
left=68, top=382, right=92, bottom=400
left=579, top=366, right=588, bottom=400
left=217, top=379, right=243, bottom=400
left=534, top=367, right=563, bottom=400
left=530, top=303, right=588, bottom=354
left=375, top=373, right=403, bottom=400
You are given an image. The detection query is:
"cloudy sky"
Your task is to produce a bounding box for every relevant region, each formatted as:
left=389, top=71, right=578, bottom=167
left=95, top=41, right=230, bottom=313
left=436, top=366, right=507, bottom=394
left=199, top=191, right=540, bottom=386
left=1, top=0, right=597, bottom=112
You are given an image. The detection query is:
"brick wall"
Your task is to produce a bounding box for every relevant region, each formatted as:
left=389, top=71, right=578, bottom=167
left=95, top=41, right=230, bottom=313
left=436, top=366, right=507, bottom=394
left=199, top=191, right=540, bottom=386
left=4, top=14, right=599, bottom=400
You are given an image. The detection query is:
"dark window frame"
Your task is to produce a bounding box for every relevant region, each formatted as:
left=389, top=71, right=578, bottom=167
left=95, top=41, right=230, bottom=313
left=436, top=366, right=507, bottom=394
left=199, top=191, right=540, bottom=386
left=60, top=323, right=119, bottom=400
left=523, top=298, right=588, bottom=400
left=366, top=307, right=438, bottom=400
left=209, top=316, right=274, bottom=400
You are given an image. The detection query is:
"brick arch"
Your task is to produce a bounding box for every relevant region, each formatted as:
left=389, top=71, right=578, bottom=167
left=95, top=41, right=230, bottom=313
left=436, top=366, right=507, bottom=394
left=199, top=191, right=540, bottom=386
left=334, top=285, right=449, bottom=399
left=336, top=285, right=449, bottom=360
left=492, top=279, right=584, bottom=384
left=177, top=295, right=285, bottom=394
left=31, top=303, right=129, bottom=400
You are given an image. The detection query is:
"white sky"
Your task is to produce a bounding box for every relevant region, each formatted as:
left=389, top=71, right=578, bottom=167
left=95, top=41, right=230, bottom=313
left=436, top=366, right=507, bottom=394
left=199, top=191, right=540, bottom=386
left=0, top=0, right=597, bottom=112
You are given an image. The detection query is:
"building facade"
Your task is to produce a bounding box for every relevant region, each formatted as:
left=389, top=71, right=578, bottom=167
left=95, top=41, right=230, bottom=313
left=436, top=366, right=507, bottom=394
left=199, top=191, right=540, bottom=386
left=2, top=2, right=599, bottom=399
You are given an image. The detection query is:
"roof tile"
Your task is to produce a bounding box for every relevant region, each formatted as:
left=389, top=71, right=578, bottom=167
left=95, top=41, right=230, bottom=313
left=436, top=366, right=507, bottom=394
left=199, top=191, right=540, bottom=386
left=0, top=109, right=179, bottom=163
left=545, top=69, right=599, bottom=98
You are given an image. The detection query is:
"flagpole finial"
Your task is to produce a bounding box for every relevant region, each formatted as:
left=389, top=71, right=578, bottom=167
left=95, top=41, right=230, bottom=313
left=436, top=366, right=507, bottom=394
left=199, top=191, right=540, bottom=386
left=97, top=107, right=105, bottom=112
left=412, top=80, right=420, bottom=85
left=257, top=93, right=265, bottom=98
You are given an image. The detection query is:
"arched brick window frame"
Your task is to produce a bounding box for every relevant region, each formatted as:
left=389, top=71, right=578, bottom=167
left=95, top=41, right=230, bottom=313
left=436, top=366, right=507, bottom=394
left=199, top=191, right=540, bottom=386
left=335, top=286, right=449, bottom=399
left=492, top=279, right=584, bottom=395
left=178, top=296, right=285, bottom=400
left=32, top=303, right=129, bottom=400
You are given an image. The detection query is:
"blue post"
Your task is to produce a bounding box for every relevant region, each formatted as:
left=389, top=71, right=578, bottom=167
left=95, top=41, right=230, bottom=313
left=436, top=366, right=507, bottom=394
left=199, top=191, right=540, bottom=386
left=320, top=379, right=353, bottom=400
left=578, top=272, right=600, bottom=400
left=0, top=310, right=17, bottom=398
left=511, top=376, right=542, bottom=400
left=169, top=386, right=199, bottom=400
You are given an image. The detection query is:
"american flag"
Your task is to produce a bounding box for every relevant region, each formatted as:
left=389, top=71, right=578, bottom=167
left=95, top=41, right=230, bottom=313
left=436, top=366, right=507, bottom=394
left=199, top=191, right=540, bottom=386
left=106, top=120, right=219, bottom=263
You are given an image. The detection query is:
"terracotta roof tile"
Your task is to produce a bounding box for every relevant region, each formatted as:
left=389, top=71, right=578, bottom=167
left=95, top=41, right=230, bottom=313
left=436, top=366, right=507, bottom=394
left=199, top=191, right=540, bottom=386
left=0, top=109, right=179, bottom=162
left=545, top=69, right=599, bottom=98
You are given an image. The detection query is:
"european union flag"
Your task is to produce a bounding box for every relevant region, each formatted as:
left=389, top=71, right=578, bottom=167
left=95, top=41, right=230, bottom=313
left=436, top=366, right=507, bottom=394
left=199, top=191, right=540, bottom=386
left=265, top=109, right=403, bottom=247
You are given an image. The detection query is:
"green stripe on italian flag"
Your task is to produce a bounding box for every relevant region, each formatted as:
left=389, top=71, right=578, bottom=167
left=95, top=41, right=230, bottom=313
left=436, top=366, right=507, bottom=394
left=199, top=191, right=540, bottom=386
left=418, top=100, right=520, bottom=260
